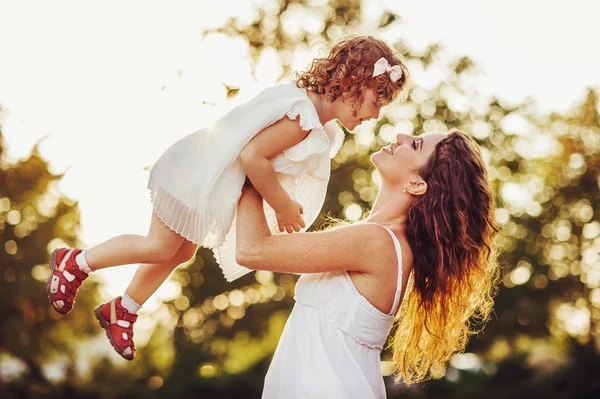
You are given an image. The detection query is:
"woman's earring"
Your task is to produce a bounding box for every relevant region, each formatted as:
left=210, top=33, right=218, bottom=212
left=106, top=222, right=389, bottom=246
left=402, top=189, right=407, bottom=193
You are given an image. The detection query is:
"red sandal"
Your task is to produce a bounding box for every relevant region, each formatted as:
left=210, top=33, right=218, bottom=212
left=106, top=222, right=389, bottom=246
left=46, top=248, right=89, bottom=314
left=94, top=296, right=138, bottom=361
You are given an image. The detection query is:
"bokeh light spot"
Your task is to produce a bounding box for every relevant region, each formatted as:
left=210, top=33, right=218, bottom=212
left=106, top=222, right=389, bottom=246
left=344, top=203, right=362, bottom=221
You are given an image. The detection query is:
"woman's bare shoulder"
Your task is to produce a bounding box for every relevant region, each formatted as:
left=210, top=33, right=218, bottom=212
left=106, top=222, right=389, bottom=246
left=350, top=223, right=404, bottom=274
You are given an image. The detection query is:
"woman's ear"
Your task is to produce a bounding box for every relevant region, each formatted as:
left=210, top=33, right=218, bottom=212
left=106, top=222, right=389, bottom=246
left=404, top=177, right=427, bottom=196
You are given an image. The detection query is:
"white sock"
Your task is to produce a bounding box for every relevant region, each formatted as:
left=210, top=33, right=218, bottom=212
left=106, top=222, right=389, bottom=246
left=75, top=250, right=93, bottom=274
left=121, top=293, right=141, bottom=314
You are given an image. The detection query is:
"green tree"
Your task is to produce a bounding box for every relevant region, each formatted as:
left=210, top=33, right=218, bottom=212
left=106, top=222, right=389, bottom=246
left=0, top=107, right=102, bottom=397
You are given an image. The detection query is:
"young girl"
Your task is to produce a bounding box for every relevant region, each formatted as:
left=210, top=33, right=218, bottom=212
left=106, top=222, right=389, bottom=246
left=46, top=35, right=409, bottom=360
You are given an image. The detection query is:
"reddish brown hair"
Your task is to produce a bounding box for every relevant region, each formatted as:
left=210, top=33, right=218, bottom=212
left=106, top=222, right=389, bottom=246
left=391, top=129, right=501, bottom=383
left=296, top=35, right=409, bottom=115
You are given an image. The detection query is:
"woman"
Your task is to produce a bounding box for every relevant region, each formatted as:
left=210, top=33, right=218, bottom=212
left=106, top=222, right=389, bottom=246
left=236, top=128, right=500, bottom=398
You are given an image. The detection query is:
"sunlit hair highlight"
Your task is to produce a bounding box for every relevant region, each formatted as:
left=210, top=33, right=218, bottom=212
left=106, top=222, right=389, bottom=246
left=390, top=129, right=501, bottom=384
left=296, top=35, right=409, bottom=114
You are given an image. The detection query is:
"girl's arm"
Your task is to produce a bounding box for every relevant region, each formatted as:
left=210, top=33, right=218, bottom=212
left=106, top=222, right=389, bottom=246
left=239, top=117, right=309, bottom=233
left=235, top=186, right=389, bottom=274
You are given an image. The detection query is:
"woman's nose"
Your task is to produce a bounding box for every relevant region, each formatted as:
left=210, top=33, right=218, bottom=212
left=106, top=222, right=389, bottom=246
left=395, top=133, right=414, bottom=144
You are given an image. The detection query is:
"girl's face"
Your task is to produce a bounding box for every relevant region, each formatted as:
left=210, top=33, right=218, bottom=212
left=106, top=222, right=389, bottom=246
left=371, top=132, right=447, bottom=186
left=336, top=88, right=381, bottom=131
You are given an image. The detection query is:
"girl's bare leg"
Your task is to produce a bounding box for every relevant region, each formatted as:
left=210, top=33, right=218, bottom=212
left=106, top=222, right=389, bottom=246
left=124, top=240, right=198, bottom=305
left=85, top=211, right=185, bottom=271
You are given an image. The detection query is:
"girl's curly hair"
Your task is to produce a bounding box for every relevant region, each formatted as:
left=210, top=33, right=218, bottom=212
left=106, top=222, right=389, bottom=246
left=296, top=35, right=409, bottom=115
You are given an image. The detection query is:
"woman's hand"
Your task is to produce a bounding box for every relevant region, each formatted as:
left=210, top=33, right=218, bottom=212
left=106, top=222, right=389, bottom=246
left=275, top=199, right=306, bottom=233
left=236, top=186, right=392, bottom=275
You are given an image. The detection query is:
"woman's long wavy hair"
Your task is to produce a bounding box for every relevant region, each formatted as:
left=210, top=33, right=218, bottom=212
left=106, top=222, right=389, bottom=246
left=296, top=35, right=410, bottom=112
left=391, top=129, right=501, bottom=384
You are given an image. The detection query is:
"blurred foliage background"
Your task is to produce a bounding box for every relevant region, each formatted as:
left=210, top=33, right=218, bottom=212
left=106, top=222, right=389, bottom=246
left=2, top=0, right=600, bottom=398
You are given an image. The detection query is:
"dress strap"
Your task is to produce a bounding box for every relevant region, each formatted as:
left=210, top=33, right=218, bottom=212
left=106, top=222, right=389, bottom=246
left=379, top=225, right=404, bottom=316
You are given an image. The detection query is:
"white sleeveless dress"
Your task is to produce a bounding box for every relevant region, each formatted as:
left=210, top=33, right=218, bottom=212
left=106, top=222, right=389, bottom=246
left=262, top=226, right=404, bottom=399
left=147, top=82, right=345, bottom=281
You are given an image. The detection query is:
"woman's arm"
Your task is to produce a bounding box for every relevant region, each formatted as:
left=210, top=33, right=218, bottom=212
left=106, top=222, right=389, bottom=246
left=239, top=117, right=308, bottom=233
left=235, top=186, right=388, bottom=274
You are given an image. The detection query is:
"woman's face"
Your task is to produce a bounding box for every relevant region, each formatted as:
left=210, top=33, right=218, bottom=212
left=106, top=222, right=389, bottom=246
left=336, top=88, right=381, bottom=131
left=371, top=132, right=447, bottom=187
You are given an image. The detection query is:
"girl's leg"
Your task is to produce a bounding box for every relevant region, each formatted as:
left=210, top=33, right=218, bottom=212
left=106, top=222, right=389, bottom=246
left=94, top=240, right=198, bottom=361
left=85, top=211, right=185, bottom=271
left=47, top=211, right=185, bottom=315
left=124, top=239, right=198, bottom=306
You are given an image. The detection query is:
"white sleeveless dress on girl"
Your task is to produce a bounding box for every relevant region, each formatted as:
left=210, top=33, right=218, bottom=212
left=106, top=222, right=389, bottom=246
left=262, top=225, right=404, bottom=399
left=147, top=82, right=345, bottom=281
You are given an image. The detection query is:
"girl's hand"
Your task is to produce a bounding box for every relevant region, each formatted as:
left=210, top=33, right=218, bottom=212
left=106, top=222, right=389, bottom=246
left=275, top=200, right=306, bottom=234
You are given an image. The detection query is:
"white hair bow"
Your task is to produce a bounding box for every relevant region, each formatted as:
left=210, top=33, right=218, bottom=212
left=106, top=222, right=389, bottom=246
left=372, top=57, right=403, bottom=82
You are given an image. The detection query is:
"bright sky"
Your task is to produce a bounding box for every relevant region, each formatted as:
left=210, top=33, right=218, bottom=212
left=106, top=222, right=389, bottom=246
left=1, top=0, right=599, bottom=299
